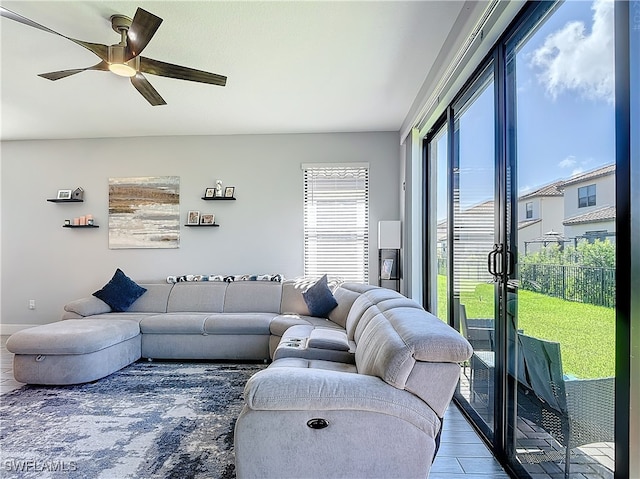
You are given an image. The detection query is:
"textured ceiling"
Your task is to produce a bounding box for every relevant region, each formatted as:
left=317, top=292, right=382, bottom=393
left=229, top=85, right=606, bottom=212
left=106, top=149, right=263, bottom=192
left=0, top=1, right=474, bottom=141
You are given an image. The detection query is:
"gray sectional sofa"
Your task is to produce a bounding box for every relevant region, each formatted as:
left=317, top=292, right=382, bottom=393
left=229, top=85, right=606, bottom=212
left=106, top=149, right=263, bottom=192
left=7, top=277, right=473, bottom=478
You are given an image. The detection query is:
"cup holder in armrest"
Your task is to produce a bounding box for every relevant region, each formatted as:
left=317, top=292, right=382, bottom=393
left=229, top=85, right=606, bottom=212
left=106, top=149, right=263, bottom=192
left=280, top=338, right=306, bottom=348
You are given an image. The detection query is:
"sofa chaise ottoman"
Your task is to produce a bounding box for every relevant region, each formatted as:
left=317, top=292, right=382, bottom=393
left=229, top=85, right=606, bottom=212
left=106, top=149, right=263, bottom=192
left=6, top=319, right=140, bottom=385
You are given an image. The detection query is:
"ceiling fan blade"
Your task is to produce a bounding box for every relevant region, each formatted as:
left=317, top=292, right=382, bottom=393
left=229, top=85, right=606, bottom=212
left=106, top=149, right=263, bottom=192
left=38, top=61, right=110, bottom=81
left=1, top=6, right=60, bottom=35
left=124, top=8, right=162, bottom=60
left=140, top=57, right=227, bottom=86
left=0, top=6, right=108, bottom=61
left=131, top=73, right=166, bottom=106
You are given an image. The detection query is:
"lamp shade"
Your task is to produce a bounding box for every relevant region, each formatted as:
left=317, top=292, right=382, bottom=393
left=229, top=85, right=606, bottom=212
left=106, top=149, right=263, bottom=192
left=378, top=221, right=401, bottom=249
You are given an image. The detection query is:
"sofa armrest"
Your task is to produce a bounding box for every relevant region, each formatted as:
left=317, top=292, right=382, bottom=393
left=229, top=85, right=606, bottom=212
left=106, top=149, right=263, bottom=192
left=64, top=297, right=111, bottom=317
left=243, top=366, right=439, bottom=434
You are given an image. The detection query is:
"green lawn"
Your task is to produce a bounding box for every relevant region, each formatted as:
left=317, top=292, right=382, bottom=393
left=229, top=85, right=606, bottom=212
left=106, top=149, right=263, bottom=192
left=436, top=275, right=615, bottom=379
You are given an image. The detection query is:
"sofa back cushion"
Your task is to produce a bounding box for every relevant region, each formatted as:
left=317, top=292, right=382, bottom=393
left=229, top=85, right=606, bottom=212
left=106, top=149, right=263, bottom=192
left=353, top=297, right=423, bottom=344
left=342, top=287, right=400, bottom=340
left=328, top=286, right=361, bottom=328
left=224, top=281, right=283, bottom=313
left=355, top=306, right=473, bottom=390
left=167, top=282, right=227, bottom=312
left=127, top=283, right=173, bottom=313
left=280, top=280, right=311, bottom=315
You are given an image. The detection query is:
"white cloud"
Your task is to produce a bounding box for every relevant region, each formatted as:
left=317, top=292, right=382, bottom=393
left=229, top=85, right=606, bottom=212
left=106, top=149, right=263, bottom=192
left=558, top=156, right=577, bottom=168
left=529, top=0, right=614, bottom=102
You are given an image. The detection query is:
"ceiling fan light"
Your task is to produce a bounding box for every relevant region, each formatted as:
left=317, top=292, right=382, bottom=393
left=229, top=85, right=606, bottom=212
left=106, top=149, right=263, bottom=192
left=109, top=62, right=137, bottom=77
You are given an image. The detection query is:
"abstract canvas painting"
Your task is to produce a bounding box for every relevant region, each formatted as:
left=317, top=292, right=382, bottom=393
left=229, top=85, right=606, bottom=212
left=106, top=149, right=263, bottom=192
left=109, top=176, right=180, bottom=249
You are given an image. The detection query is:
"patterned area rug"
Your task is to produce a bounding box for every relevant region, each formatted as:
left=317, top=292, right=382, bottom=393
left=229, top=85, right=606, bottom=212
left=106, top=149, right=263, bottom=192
left=0, top=361, right=265, bottom=479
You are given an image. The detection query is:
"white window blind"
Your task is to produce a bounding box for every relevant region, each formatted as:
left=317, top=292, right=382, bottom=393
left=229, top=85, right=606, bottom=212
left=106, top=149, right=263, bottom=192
left=303, top=164, right=369, bottom=283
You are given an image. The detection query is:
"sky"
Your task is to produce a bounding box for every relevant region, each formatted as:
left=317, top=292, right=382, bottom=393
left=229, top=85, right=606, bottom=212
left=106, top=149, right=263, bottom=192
left=436, top=0, right=616, bottom=219
left=516, top=0, right=615, bottom=193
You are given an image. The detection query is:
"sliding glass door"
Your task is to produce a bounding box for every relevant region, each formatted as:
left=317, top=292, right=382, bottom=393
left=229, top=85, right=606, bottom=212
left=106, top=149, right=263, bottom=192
left=451, top=66, right=498, bottom=434
left=505, top=1, right=616, bottom=476
left=424, top=1, right=620, bottom=477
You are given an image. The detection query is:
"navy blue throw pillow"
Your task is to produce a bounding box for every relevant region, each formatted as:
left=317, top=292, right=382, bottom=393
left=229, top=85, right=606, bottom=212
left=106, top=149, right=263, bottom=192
left=93, top=268, right=147, bottom=312
left=303, top=274, right=338, bottom=317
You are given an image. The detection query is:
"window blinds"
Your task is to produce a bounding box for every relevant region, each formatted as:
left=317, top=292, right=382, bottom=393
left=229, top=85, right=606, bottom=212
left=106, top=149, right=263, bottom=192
left=303, top=164, right=369, bottom=283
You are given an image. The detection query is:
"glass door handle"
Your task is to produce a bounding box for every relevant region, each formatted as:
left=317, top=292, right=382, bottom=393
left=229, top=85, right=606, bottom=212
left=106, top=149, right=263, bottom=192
left=506, top=249, right=514, bottom=276
left=487, top=244, right=503, bottom=281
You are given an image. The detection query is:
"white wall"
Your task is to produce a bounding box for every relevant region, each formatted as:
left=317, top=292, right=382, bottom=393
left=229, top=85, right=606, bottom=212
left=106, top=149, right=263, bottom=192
left=1, top=132, right=400, bottom=329
left=540, top=196, right=565, bottom=234
left=564, top=221, right=616, bottom=242
left=563, top=174, right=616, bottom=220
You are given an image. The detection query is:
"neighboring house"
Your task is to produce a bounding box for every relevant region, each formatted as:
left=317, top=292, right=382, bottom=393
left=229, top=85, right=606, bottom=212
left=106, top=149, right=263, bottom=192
left=516, top=163, right=616, bottom=254
left=561, top=164, right=616, bottom=243
left=517, top=180, right=565, bottom=254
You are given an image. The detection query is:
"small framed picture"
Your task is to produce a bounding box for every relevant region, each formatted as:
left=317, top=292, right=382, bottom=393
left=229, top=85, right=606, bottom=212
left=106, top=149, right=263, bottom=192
left=187, top=210, right=200, bottom=225
left=57, top=189, right=72, bottom=200
left=224, top=186, right=235, bottom=198
left=381, top=259, right=394, bottom=280
left=200, top=213, right=215, bottom=225
left=204, top=188, right=216, bottom=198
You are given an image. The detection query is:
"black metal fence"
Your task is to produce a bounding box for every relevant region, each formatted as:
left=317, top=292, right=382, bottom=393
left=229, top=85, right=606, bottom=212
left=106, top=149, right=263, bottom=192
left=519, top=263, right=615, bottom=308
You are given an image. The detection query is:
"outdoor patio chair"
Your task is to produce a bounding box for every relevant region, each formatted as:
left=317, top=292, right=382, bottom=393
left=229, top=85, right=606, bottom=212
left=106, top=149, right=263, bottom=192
left=516, top=333, right=614, bottom=478
left=459, top=304, right=494, bottom=351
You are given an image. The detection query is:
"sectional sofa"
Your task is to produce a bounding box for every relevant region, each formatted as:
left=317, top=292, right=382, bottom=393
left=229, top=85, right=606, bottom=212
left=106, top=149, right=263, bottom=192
left=7, top=273, right=473, bottom=478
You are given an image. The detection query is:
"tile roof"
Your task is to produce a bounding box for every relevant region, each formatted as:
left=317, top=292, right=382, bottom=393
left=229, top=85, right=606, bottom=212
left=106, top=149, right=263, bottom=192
left=563, top=205, right=616, bottom=225
left=519, top=180, right=565, bottom=200
left=561, top=164, right=615, bottom=187
left=518, top=218, right=541, bottom=229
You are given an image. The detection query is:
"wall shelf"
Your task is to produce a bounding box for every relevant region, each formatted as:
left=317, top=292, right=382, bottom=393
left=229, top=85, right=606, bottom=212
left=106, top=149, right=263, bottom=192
left=63, top=225, right=99, bottom=228
left=201, top=197, right=236, bottom=201
left=185, top=224, right=220, bottom=227
left=379, top=248, right=400, bottom=292
left=48, top=199, right=83, bottom=203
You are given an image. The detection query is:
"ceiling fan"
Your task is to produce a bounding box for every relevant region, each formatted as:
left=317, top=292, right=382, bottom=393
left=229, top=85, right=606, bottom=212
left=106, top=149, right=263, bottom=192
left=0, top=6, right=227, bottom=105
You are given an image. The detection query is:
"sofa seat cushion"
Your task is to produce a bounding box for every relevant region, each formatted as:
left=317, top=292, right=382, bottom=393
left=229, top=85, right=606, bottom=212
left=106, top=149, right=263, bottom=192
left=268, top=357, right=357, bottom=374
left=84, top=312, right=157, bottom=323
left=6, top=319, right=140, bottom=355
left=139, top=314, right=209, bottom=334
left=243, top=364, right=440, bottom=436
left=269, top=314, right=341, bottom=337
left=139, top=313, right=277, bottom=335
left=204, top=313, right=276, bottom=335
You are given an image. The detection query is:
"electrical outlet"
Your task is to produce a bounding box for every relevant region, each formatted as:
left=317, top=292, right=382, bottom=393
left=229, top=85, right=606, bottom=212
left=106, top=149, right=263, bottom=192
left=28, top=299, right=36, bottom=310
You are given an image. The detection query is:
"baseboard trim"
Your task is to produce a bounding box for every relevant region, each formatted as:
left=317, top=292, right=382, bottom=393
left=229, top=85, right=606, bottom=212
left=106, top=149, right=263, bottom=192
left=0, top=324, right=39, bottom=335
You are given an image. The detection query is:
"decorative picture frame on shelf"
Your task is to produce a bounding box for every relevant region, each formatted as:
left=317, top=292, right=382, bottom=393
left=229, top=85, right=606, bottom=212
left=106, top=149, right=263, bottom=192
left=57, top=189, right=72, bottom=200
left=204, top=188, right=215, bottom=198
left=224, top=187, right=235, bottom=198
left=381, top=259, right=394, bottom=280
left=200, top=213, right=215, bottom=225
left=187, top=210, right=200, bottom=225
